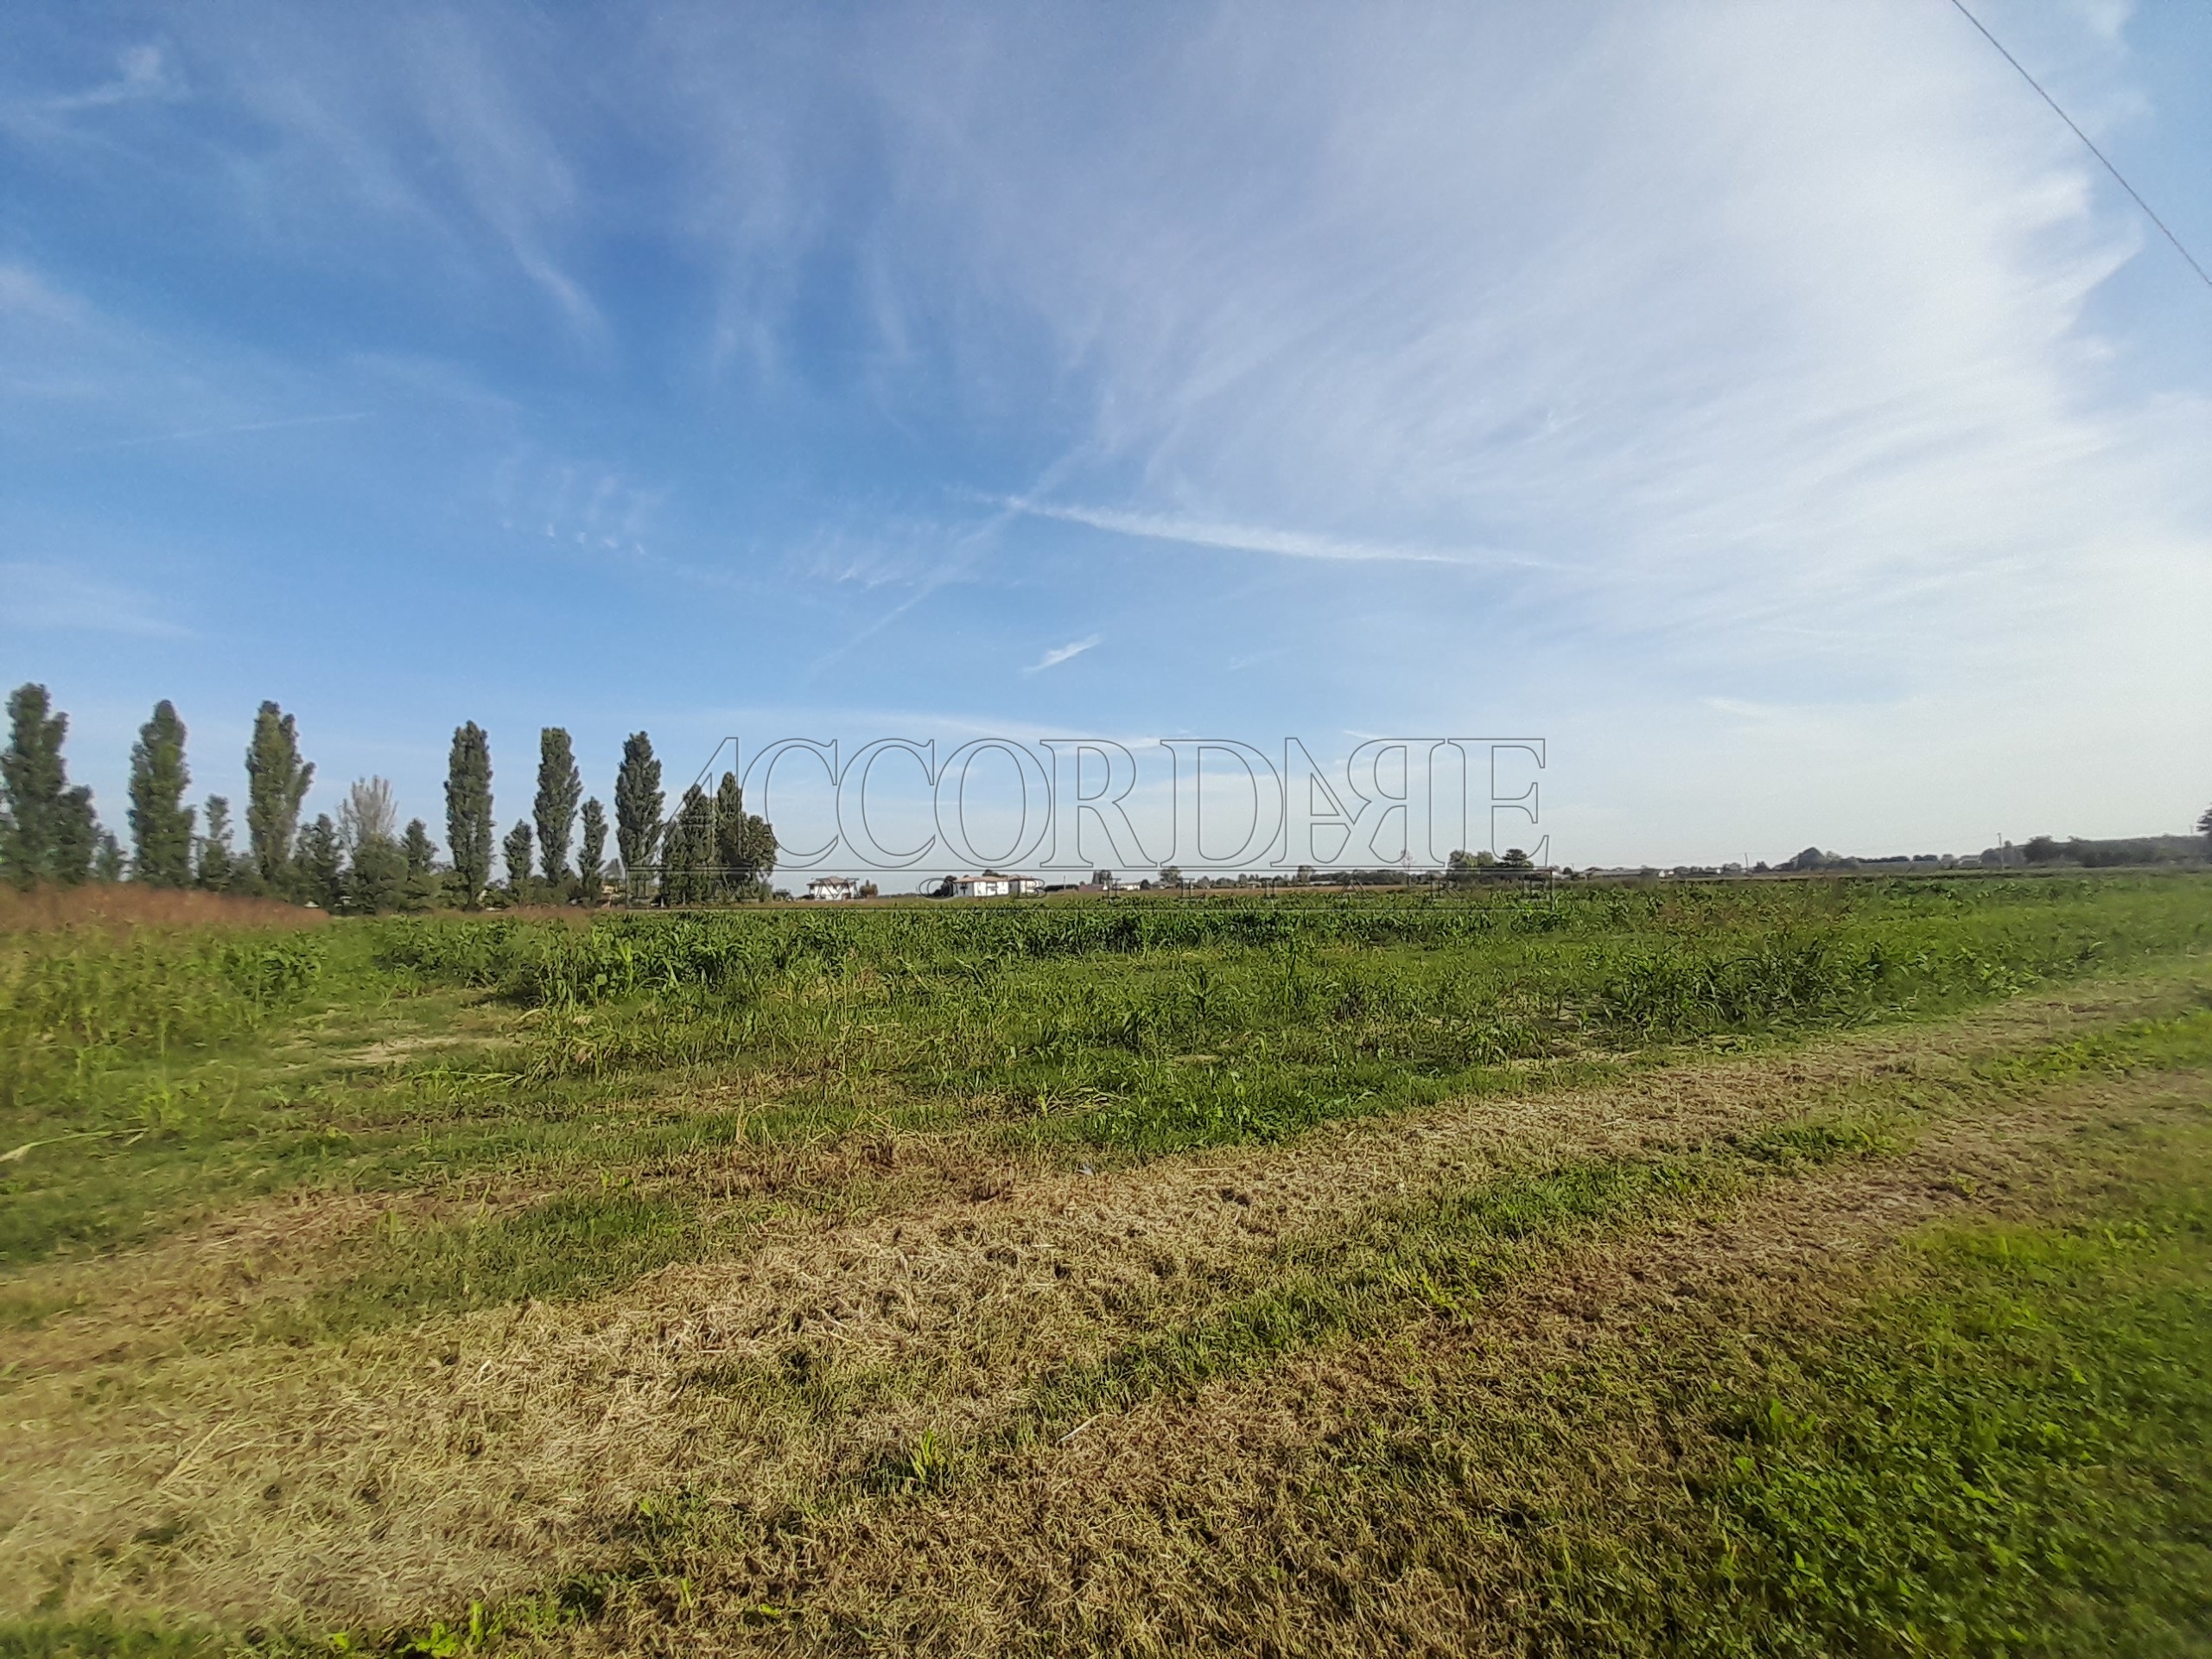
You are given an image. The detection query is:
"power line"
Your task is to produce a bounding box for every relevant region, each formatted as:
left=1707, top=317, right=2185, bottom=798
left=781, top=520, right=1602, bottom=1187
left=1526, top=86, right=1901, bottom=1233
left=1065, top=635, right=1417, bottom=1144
left=1948, top=0, right=2212, bottom=293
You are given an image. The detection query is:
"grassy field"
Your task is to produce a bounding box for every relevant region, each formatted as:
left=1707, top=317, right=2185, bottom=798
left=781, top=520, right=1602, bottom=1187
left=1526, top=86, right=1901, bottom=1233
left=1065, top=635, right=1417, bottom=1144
left=2, top=874, right=2209, bottom=1655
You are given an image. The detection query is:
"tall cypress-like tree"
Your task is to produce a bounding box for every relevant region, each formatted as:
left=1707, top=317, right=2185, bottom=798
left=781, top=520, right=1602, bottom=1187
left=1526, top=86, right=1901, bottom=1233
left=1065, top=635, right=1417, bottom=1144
left=2, top=683, right=70, bottom=887
left=577, top=798, right=607, bottom=900
left=245, top=702, right=315, bottom=891
left=445, top=722, right=494, bottom=909
left=53, top=789, right=98, bottom=886
left=615, top=732, right=664, bottom=880
left=128, top=700, right=195, bottom=887
left=503, top=820, right=535, bottom=901
left=401, top=818, right=440, bottom=910
left=346, top=835, right=405, bottom=913
left=297, top=813, right=344, bottom=909
left=658, top=785, right=714, bottom=906
left=712, top=770, right=743, bottom=883
left=92, top=829, right=124, bottom=883
left=711, top=772, right=777, bottom=896
left=535, top=728, right=582, bottom=887
left=197, top=796, right=237, bottom=891
left=0, top=685, right=99, bottom=887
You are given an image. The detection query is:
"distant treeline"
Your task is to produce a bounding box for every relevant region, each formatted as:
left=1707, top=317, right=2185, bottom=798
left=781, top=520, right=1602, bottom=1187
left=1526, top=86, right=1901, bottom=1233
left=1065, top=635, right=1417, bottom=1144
left=1777, top=834, right=2209, bottom=874
left=2011, top=834, right=2209, bottom=868
left=0, top=684, right=774, bottom=912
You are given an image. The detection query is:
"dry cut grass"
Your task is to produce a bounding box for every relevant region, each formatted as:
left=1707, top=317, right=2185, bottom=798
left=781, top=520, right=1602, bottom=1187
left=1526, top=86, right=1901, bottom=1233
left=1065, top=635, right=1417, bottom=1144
left=0, top=883, right=323, bottom=937
left=738, top=1071, right=2209, bottom=1657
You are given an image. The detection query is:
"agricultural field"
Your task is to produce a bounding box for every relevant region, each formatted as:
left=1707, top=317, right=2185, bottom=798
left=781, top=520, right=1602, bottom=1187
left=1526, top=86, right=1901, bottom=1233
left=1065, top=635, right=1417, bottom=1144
left=3, top=874, right=2211, bottom=1656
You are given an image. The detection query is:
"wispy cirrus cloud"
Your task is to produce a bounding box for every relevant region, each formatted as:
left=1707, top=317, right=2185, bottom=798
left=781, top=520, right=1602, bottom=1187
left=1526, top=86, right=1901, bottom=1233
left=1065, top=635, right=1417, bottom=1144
left=0, top=562, right=189, bottom=638
left=4, top=10, right=604, bottom=336
left=1024, top=633, right=1100, bottom=673
left=0, top=264, right=88, bottom=325
left=1002, top=500, right=1534, bottom=569
left=2, top=41, right=178, bottom=133
left=840, top=1, right=2205, bottom=680
left=2, top=0, right=2207, bottom=864
left=67, top=410, right=371, bottom=454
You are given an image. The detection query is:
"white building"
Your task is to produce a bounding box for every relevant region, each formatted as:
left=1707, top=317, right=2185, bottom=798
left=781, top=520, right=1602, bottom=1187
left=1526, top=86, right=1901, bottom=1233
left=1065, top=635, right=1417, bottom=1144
left=950, top=870, right=1039, bottom=898
left=806, top=875, right=860, bottom=901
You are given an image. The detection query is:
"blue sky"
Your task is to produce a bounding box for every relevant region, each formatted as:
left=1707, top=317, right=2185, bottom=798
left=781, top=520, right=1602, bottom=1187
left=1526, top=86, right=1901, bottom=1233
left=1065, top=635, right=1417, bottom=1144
left=4, top=0, right=2209, bottom=870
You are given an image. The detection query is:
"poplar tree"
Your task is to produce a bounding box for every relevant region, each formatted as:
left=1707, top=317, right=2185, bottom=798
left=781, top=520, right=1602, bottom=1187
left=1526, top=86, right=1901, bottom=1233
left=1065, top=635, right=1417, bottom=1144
left=245, top=702, right=315, bottom=891
left=346, top=839, right=404, bottom=912
left=503, top=821, right=535, bottom=901
left=297, top=813, right=344, bottom=909
left=2, top=683, right=68, bottom=887
left=712, top=772, right=777, bottom=896
left=197, top=797, right=237, bottom=891
left=337, top=776, right=397, bottom=849
left=445, top=722, right=493, bottom=909
left=401, top=818, right=440, bottom=910
left=658, top=785, right=714, bottom=906
left=53, top=790, right=99, bottom=886
left=615, top=732, right=664, bottom=876
left=93, top=829, right=124, bottom=883
left=577, top=798, right=607, bottom=900
left=535, top=728, right=582, bottom=887
left=128, top=700, right=195, bottom=886
left=1, top=684, right=101, bottom=887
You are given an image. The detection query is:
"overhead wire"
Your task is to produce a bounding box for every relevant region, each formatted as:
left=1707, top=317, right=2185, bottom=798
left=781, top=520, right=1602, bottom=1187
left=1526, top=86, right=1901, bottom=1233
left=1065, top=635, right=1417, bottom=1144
left=1947, top=0, right=2212, bottom=292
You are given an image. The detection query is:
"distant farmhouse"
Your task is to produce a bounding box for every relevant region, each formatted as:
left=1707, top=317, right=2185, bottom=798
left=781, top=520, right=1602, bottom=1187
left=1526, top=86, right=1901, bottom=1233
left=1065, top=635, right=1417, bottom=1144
left=806, top=875, right=860, bottom=901
left=948, top=870, right=1040, bottom=898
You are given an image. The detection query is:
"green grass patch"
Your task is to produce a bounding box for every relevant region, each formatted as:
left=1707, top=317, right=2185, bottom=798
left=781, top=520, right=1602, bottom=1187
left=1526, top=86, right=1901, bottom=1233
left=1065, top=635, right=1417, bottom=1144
left=1290, top=1116, right=2212, bottom=1658
left=5, top=875, right=2208, bottom=1279
left=1975, top=1001, right=2212, bottom=1085
left=0, top=1613, right=221, bottom=1657
left=257, top=1186, right=710, bottom=1342
left=1691, top=1209, right=2212, bottom=1656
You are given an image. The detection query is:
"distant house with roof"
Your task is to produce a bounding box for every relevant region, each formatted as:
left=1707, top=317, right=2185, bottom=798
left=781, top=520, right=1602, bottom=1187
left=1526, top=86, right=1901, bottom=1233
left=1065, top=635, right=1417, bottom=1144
left=806, top=875, right=860, bottom=901
left=949, top=870, right=1039, bottom=898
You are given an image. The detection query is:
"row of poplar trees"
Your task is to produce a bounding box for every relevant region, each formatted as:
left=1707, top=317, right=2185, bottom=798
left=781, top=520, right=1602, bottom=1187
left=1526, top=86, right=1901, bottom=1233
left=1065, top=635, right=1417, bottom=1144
left=0, top=682, right=776, bottom=910
left=442, top=726, right=776, bottom=909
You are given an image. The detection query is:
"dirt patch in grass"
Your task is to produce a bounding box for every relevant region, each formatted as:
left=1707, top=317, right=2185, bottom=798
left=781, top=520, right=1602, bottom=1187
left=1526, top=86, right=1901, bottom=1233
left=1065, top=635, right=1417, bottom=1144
left=339, top=1033, right=476, bottom=1066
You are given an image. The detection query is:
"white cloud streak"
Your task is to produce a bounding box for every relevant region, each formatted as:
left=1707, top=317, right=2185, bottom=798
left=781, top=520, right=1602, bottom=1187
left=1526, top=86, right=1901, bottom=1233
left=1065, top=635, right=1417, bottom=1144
left=0, top=562, right=188, bottom=638
left=67, top=410, right=371, bottom=453
left=1024, top=634, right=1100, bottom=674
left=1002, top=500, right=1533, bottom=569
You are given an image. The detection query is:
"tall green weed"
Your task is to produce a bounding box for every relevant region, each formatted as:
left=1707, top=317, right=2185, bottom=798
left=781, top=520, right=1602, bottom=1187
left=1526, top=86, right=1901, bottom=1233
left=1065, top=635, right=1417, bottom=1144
left=0, top=932, right=324, bottom=1108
